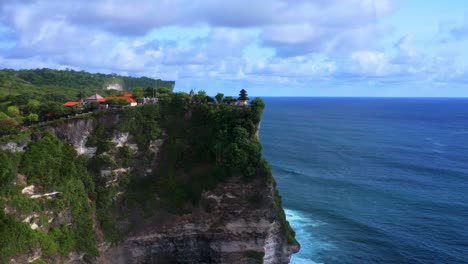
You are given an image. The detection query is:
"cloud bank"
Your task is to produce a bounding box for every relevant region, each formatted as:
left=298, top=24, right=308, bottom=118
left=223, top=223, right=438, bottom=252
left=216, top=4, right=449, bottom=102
left=0, top=0, right=467, bottom=96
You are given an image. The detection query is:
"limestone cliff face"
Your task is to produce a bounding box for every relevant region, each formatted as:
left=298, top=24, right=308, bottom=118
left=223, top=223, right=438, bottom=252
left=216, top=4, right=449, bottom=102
left=5, top=106, right=299, bottom=263
left=95, top=177, right=298, bottom=264
left=45, top=113, right=121, bottom=156
left=46, top=118, right=96, bottom=156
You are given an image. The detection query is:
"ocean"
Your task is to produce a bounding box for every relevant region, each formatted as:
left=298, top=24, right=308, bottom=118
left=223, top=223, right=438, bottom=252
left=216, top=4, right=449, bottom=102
left=259, top=97, right=468, bottom=264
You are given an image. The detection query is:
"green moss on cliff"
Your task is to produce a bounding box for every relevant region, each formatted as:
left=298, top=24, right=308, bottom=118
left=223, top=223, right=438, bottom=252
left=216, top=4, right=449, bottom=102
left=246, top=250, right=265, bottom=262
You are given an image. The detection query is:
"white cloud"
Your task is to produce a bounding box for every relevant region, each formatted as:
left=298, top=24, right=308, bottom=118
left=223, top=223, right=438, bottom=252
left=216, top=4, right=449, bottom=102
left=351, top=51, right=394, bottom=76
left=0, top=0, right=466, bottom=96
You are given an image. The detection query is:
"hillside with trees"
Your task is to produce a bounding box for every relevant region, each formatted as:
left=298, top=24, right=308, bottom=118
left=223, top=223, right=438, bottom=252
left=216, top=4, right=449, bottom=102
left=0, top=68, right=175, bottom=135
left=0, top=68, right=174, bottom=95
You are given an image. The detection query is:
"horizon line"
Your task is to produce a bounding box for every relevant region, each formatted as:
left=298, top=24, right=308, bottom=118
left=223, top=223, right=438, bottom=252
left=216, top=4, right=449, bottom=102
left=248, top=96, right=468, bottom=99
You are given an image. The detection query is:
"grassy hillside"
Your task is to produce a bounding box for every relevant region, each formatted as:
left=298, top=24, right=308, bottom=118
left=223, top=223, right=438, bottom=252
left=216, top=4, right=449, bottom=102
left=0, top=68, right=175, bottom=135
left=0, top=68, right=175, bottom=98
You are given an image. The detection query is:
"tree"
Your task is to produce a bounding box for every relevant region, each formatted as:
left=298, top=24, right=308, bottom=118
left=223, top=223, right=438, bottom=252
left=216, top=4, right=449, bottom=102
left=223, top=96, right=235, bottom=105
left=11, top=94, right=32, bottom=105
left=7, top=106, right=20, bottom=117
left=157, top=87, right=172, bottom=96
left=0, top=112, right=10, bottom=120
left=104, top=98, right=129, bottom=106
left=39, top=103, right=67, bottom=119
left=144, top=87, right=154, bottom=97
left=238, top=89, right=249, bottom=101
left=250, top=97, right=265, bottom=123
left=215, top=93, right=224, bottom=104
left=48, top=94, right=67, bottom=102
left=117, top=98, right=130, bottom=105
left=27, top=99, right=41, bottom=108
left=0, top=118, right=19, bottom=136
left=173, top=92, right=191, bottom=105
left=194, top=90, right=207, bottom=103
left=156, top=87, right=173, bottom=101
left=103, top=90, right=121, bottom=96
left=25, top=99, right=41, bottom=114
left=105, top=98, right=119, bottom=105
left=86, top=102, right=100, bottom=111
left=250, top=97, right=265, bottom=110
left=23, top=113, right=39, bottom=125
left=132, top=87, right=145, bottom=99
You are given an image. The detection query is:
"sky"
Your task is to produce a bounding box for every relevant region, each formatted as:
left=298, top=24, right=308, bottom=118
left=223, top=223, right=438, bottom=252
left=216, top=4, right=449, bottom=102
left=0, top=0, right=468, bottom=97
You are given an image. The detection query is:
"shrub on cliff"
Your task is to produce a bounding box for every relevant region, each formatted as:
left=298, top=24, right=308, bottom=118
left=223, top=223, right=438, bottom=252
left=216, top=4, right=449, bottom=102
left=0, top=118, right=19, bottom=136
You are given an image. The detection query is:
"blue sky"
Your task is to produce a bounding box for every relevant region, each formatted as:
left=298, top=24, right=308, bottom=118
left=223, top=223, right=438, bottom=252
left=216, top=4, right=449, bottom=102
left=0, top=0, right=467, bottom=97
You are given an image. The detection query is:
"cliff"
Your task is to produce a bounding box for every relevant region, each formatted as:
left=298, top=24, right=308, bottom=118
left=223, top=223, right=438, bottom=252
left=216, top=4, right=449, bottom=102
left=0, top=95, right=299, bottom=263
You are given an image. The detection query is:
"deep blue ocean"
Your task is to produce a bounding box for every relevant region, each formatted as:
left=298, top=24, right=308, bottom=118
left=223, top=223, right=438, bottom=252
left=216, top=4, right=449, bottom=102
left=259, top=97, right=468, bottom=264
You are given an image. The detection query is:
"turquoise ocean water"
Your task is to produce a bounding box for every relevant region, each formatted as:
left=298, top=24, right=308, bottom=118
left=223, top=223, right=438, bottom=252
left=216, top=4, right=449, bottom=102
left=259, top=97, right=468, bottom=264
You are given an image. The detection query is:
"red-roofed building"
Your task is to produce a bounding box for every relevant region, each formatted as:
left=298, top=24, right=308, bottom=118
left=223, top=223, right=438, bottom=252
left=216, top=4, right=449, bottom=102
left=63, top=92, right=137, bottom=110
left=64, top=101, right=82, bottom=107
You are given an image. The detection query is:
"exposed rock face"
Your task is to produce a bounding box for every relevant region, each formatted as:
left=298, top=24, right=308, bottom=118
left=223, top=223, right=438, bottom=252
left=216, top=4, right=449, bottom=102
left=111, top=132, right=138, bottom=152
left=93, top=177, right=299, bottom=264
left=16, top=113, right=299, bottom=263
left=1, top=142, right=26, bottom=152
left=106, top=83, right=123, bottom=91
left=46, top=118, right=96, bottom=156
left=148, top=139, right=164, bottom=155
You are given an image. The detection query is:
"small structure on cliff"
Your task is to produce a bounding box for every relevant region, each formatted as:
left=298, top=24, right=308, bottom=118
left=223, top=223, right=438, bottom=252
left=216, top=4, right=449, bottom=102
left=238, top=89, right=249, bottom=106
left=85, top=93, right=105, bottom=103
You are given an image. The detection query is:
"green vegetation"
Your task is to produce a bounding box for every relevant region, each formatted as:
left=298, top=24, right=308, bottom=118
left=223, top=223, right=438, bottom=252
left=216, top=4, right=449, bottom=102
left=0, top=68, right=174, bottom=95
left=273, top=188, right=298, bottom=246
left=215, top=92, right=224, bottom=104
left=246, top=250, right=265, bottom=262
left=121, top=91, right=267, bottom=213
left=0, top=134, right=98, bottom=262
left=0, top=75, right=298, bottom=261
left=0, top=68, right=174, bottom=133
left=30, top=259, right=47, bottom=264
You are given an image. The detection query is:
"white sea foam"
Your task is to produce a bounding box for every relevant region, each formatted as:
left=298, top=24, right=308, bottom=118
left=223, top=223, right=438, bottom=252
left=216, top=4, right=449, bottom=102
left=286, top=209, right=326, bottom=228
left=285, top=209, right=332, bottom=264
left=291, top=257, right=322, bottom=264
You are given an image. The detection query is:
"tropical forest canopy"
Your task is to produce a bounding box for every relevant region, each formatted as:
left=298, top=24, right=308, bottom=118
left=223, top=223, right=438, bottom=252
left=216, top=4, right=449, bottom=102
left=0, top=68, right=175, bottom=134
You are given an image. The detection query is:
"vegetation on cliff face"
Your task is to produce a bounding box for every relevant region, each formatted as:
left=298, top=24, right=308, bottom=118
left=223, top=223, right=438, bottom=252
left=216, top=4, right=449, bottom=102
left=121, top=94, right=267, bottom=211
left=0, top=134, right=98, bottom=262
left=0, top=86, right=297, bottom=262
